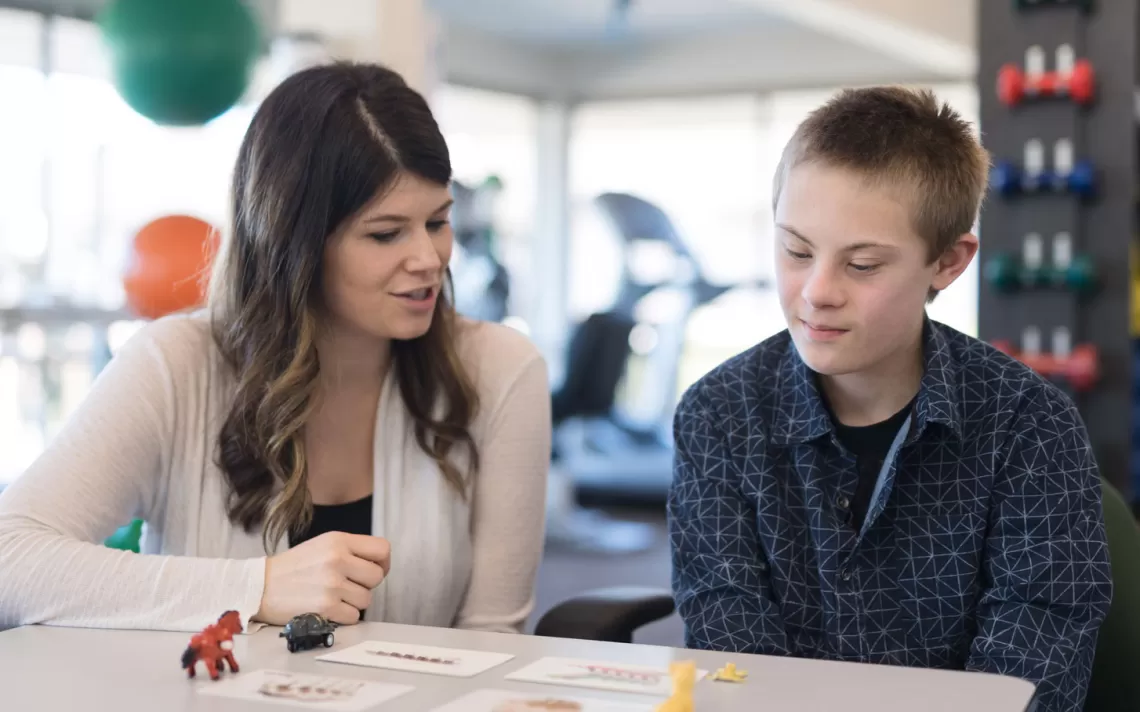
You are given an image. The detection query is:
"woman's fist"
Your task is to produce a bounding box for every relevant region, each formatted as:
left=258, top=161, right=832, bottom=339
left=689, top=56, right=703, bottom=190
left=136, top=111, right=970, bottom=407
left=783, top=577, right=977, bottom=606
left=254, top=531, right=391, bottom=625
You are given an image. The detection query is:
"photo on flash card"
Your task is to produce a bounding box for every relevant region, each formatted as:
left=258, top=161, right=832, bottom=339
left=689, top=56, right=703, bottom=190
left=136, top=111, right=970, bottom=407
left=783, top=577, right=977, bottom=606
left=430, top=688, right=657, bottom=712
left=194, top=668, right=413, bottom=711
left=317, top=640, right=515, bottom=678
left=505, top=657, right=708, bottom=697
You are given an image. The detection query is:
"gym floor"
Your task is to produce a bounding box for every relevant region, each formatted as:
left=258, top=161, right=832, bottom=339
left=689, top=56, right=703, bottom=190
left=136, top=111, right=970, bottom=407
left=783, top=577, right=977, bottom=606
left=527, top=507, right=684, bottom=647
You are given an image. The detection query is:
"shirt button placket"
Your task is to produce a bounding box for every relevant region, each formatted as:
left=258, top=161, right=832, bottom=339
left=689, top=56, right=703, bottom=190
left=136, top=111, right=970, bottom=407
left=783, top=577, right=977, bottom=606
left=836, top=561, right=860, bottom=659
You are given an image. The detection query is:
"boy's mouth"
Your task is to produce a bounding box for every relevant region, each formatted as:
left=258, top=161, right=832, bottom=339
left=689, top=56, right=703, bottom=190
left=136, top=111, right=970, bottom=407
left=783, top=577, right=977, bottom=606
left=802, top=319, right=846, bottom=330
left=801, top=320, right=849, bottom=338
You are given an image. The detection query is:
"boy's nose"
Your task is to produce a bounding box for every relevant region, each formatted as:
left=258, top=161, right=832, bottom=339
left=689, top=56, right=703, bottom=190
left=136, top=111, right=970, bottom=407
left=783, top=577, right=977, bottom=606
left=801, top=267, right=844, bottom=309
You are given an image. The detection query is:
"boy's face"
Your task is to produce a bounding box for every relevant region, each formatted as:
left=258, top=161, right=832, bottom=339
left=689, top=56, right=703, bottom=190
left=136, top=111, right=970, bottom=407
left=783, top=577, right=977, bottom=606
left=774, top=162, right=976, bottom=378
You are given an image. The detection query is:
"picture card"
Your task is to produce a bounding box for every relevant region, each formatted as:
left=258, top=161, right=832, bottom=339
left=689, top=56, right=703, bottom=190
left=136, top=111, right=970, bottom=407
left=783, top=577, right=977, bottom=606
left=195, top=668, right=413, bottom=711
left=317, top=640, right=514, bottom=678
left=504, top=657, right=708, bottom=697
left=430, top=688, right=657, bottom=712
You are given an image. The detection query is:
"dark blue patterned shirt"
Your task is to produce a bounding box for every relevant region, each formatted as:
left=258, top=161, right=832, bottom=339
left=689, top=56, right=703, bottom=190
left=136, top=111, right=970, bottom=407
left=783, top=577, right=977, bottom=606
left=668, top=318, right=1112, bottom=712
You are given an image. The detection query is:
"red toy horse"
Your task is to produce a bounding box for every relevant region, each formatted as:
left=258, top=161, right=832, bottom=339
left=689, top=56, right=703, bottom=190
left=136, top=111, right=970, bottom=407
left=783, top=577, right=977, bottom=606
left=181, top=610, right=244, bottom=680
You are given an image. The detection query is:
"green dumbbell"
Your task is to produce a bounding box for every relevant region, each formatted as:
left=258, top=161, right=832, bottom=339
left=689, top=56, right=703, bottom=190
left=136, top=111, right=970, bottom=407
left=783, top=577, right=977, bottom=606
left=1056, top=253, right=1097, bottom=294
left=1017, top=260, right=1051, bottom=289
left=984, top=253, right=1021, bottom=293
left=1013, top=0, right=1093, bottom=13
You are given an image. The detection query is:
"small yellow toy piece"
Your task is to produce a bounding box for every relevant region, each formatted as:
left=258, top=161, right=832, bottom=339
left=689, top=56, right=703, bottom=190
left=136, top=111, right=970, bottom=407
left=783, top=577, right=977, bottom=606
left=711, top=662, right=748, bottom=682
left=656, top=660, right=696, bottom=712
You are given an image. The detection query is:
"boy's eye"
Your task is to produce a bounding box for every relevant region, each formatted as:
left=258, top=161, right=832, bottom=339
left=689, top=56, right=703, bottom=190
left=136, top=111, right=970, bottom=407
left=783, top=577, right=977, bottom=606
left=427, top=220, right=449, bottom=232
left=785, top=249, right=811, bottom=260
left=850, top=263, right=879, bottom=273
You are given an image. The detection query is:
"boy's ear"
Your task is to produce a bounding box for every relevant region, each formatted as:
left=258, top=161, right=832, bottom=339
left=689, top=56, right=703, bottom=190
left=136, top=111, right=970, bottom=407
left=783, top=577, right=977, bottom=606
left=931, top=233, right=979, bottom=291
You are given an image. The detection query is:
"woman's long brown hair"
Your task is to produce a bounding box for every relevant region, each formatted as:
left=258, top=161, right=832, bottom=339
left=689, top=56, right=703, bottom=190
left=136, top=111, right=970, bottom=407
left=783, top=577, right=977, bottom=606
left=207, top=62, right=479, bottom=552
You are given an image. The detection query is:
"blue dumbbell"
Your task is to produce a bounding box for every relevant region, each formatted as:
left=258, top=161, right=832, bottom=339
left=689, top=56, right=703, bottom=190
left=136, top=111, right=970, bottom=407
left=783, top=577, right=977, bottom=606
left=990, top=158, right=1096, bottom=199
left=1063, top=159, right=1096, bottom=198
left=990, top=161, right=1022, bottom=196
left=1024, top=169, right=1056, bottom=194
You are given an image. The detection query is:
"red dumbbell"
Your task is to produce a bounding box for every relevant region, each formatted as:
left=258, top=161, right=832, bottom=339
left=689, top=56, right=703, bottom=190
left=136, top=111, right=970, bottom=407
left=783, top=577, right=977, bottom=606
left=997, top=58, right=1095, bottom=107
left=990, top=340, right=1099, bottom=391
left=991, top=339, right=1051, bottom=374
left=1055, top=343, right=1099, bottom=391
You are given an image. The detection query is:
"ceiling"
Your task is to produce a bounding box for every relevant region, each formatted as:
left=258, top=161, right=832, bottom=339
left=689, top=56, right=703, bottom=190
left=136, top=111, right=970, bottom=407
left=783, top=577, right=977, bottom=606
left=427, top=0, right=786, bottom=48
left=0, top=0, right=976, bottom=100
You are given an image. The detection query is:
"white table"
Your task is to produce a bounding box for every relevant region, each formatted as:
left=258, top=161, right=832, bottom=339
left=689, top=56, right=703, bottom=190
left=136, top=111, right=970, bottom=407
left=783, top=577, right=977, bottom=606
left=0, top=621, right=1036, bottom=711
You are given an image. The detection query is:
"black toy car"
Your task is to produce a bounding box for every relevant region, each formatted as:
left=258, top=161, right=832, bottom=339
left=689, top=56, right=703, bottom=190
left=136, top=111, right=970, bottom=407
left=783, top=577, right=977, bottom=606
left=280, top=613, right=338, bottom=652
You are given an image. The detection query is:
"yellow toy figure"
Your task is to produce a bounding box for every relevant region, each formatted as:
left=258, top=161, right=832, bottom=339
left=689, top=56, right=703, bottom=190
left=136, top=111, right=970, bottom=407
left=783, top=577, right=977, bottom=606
left=656, top=660, right=696, bottom=712
left=712, top=662, right=748, bottom=682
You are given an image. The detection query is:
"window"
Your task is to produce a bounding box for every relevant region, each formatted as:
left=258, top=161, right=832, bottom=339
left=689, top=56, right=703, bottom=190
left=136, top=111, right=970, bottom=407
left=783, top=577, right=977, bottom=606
left=568, top=95, right=774, bottom=420
left=433, top=84, right=538, bottom=325
left=0, top=14, right=252, bottom=484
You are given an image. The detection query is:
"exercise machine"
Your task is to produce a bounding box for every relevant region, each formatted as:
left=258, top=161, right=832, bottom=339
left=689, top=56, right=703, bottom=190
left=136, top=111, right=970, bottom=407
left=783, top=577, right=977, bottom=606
left=449, top=176, right=511, bottom=323
left=544, top=192, right=758, bottom=554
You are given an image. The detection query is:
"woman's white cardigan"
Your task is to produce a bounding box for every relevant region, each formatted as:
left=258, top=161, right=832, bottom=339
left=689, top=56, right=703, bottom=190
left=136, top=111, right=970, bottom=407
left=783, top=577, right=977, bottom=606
left=0, top=312, right=550, bottom=634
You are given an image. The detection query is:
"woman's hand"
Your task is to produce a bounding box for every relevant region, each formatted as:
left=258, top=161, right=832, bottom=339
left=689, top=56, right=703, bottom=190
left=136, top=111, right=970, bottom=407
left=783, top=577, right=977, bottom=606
left=255, top=532, right=391, bottom=625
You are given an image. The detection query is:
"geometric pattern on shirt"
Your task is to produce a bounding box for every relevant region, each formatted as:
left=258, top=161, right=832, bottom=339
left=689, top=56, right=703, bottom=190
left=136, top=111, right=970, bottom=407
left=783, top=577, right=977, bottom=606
left=667, top=318, right=1113, bottom=712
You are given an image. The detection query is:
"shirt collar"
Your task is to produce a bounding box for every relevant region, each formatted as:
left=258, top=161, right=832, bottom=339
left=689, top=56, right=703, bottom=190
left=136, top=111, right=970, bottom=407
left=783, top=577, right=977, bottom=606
left=769, top=317, right=963, bottom=446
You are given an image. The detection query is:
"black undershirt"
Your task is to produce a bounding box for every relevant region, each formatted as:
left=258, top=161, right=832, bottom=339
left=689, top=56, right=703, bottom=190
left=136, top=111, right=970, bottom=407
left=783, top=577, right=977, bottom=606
left=290, top=495, right=374, bottom=547
left=827, top=396, right=915, bottom=532
left=290, top=495, right=374, bottom=617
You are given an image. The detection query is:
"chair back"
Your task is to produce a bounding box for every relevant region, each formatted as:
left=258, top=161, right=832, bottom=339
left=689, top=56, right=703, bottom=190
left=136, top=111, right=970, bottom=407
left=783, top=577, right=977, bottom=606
left=1084, top=478, right=1140, bottom=711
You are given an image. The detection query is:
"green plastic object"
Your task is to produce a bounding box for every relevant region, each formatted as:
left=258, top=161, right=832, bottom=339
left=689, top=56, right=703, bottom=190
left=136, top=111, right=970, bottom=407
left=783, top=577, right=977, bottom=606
left=104, top=519, right=143, bottom=553
left=97, top=0, right=260, bottom=126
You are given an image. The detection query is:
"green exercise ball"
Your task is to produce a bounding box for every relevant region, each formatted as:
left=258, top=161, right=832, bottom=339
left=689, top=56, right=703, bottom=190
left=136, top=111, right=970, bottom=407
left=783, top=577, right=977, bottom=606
left=98, top=0, right=260, bottom=126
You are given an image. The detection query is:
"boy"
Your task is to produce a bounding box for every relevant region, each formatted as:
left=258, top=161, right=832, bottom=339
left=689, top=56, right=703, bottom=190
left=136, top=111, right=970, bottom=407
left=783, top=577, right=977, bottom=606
left=667, top=87, right=1111, bottom=712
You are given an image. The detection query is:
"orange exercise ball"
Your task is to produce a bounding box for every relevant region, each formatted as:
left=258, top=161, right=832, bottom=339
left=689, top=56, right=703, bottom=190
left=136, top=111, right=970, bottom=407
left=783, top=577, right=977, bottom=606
left=122, top=214, right=220, bottom=319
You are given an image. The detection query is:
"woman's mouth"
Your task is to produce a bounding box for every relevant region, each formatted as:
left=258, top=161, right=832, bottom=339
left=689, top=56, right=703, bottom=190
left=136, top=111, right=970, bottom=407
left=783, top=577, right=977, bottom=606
left=392, top=285, right=438, bottom=311
left=397, top=287, right=433, bottom=300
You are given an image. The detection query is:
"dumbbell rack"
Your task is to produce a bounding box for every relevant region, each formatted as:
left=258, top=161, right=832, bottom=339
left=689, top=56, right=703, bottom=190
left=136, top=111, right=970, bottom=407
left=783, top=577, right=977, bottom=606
left=977, top=0, right=1136, bottom=503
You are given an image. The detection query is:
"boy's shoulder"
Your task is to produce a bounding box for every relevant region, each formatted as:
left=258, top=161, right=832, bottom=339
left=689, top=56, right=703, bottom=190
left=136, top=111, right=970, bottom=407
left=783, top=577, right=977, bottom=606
left=676, top=321, right=1084, bottom=442
left=926, top=320, right=1081, bottom=417
left=674, top=329, right=795, bottom=430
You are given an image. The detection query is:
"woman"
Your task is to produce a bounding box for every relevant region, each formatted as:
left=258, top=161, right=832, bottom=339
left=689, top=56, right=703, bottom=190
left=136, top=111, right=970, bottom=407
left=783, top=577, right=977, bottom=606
left=0, top=63, right=551, bottom=634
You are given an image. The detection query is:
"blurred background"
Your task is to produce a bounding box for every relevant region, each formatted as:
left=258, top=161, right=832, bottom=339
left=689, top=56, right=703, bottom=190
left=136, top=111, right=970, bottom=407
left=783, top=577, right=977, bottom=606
left=0, top=0, right=1069, bottom=646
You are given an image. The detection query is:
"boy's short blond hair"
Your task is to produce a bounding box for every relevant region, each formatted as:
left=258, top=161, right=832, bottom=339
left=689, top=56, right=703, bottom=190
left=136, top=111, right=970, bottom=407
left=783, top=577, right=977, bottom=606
left=773, top=86, right=990, bottom=301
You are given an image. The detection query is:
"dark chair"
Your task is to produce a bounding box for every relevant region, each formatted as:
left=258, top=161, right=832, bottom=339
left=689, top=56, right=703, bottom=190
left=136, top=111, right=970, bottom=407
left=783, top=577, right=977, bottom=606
left=533, top=586, right=676, bottom=643
left=1084, top=477, right=1140, bottom=711
left=551, top=312, right=637, bottom=427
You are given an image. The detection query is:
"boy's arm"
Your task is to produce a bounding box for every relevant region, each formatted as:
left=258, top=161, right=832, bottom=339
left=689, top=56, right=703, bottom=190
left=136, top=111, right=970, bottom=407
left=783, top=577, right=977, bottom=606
left=965, top=392, right=1112, bottom=712
left=667, top=390, right=791, bottom=655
